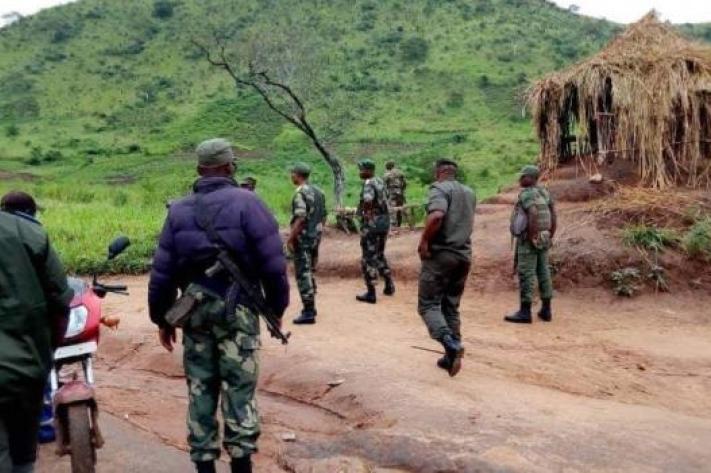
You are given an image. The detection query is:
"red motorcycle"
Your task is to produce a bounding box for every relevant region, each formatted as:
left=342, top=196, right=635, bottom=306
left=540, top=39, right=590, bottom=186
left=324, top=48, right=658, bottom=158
left=50, top=236, right=130, bottom=473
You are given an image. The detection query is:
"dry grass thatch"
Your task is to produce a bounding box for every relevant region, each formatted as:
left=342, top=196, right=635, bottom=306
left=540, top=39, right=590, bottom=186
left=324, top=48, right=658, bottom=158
left=528, top=12, right=711, bottom=189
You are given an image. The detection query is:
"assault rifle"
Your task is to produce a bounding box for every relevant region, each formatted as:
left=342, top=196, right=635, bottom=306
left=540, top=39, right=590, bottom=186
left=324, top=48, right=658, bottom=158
left=205, top=249, right=291, bottom=345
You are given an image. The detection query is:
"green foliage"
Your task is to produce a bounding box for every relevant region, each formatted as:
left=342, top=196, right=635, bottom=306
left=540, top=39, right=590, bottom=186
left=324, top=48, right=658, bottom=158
left=5, top=124, right=19, bottom=138
left=682, top=219, right=711, bottom=261
left=610, top=267, right=641, bottom=297
left=153, top=0, right=176, bottom=19
left=622, top=225, right=678, bottom=252
left=400, top=36, right=429, bottom=63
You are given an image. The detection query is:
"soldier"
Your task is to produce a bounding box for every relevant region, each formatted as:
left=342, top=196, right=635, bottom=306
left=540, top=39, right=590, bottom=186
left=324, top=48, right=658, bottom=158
left=417, top=159, right=475, bottom=377
left=356, top=159, right=395, bottom=303
left=383, top=160, right=407, bottom=227
left=287, top=163, right=326, bottom=325
left=240, top=177, right=257, bottom=192
left=148, top=138, right=289, bottom=473
left=505, top=165, right=556, bottom=324
left=0, top=196, right=72, bottom=473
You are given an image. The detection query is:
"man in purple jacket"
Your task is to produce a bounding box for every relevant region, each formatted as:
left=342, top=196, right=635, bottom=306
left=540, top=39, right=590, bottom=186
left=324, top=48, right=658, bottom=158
left=148, top=138, right=289, bottom=473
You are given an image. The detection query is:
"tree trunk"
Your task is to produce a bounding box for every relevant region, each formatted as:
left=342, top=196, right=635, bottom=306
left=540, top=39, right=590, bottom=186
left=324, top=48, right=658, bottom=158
left=310, top=137, right=345, bottom=208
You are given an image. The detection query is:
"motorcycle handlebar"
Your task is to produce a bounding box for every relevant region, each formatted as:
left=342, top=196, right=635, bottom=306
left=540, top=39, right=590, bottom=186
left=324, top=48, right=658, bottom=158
left=94, top=283, right=128, bottom=293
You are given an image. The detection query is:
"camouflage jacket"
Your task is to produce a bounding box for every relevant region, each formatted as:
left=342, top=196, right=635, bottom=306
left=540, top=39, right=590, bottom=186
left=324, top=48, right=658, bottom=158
left=292, top=184, right=324, bottom=241
left=358, top=177, right=390, bottom=233
left=383, top=168, right=407, bottom=196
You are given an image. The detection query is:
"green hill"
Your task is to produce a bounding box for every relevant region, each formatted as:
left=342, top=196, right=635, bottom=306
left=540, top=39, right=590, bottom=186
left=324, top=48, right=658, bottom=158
left=0, top=0, right=705, bottom=272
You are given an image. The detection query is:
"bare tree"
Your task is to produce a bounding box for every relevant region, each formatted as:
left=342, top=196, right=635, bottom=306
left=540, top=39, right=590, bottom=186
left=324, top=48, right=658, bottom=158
left=192, top=34, right=346, bottom=207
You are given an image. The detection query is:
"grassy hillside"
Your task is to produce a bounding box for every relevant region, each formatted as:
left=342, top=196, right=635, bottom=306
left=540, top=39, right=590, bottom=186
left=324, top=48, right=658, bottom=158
left=0, top=0, right=679, bottom=272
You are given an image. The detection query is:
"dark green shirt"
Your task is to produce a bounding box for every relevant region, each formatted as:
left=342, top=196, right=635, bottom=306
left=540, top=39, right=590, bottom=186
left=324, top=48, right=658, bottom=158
left=0, top=212, right=72, bottom=405
left=427, top=179, right=476, bottom=260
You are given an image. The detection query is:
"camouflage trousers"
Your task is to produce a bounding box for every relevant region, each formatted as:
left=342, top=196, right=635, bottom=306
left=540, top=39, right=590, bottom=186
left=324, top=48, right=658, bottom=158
left=183, top=303, right=260, bottom=462
left=517, top=239, right=553, bottom=304
left=293, top=240, right=316, bottom=307
left=418, top=251, right=470, bottom=341
left=360, top=230, right=391, bottom=286
left=388, top=193, right=405, bottom=227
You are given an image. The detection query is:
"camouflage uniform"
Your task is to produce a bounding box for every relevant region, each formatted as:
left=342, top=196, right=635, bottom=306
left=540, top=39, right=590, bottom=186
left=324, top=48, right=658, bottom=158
left=291, top=184, right=321, bottom=307
left=384, top=166, right=407, bottom=227
left=182, top=285, right=260, bottom=462
left=358, top=176, right=391, bottom=286
left=516, top=186, right=554, bottom=304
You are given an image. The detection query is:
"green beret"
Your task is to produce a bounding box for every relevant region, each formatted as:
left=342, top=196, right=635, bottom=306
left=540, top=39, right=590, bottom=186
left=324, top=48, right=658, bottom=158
left=436, top=158, right=458, bottom=168
left=196, top=138, right=234, bottom=167
left=358, top=159, right=375, bottom=170
left=520, top=164, right=540, bottom=178
left=291, top=162, right=311, bottom=177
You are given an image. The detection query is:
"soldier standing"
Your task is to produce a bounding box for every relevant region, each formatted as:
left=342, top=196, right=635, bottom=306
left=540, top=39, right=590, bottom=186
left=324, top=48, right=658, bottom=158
left=417, top=159, right=475, bottom=377
left=505, top=165, right=556, bottom=324
left=356, top=159, right=395, bottom=303
left=383, top=160, right=407, bottom=227
left=148, top=138, right=289, bottom=473
left=287, top=163, right=326, bottom=325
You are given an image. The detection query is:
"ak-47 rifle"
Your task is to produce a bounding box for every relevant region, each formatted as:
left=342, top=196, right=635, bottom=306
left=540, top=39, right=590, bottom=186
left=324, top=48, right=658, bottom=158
left=206, top=252, right=291, bottom=345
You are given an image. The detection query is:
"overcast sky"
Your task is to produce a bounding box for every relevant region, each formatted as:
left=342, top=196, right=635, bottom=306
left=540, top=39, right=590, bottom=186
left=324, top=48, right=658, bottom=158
left=0, top=0, right=709, bottom=24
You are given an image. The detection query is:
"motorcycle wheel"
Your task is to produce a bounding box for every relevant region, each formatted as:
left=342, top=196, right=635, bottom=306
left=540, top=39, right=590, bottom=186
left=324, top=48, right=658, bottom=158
left=67, top=404, right=96, bottom=473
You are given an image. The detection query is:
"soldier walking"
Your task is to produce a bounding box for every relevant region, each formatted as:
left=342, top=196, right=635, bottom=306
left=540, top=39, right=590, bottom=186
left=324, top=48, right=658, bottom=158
left=148, top=138, right=289, bottom=473
left=287, top=163, right=327, bottom=325
left=383, top=160, right=407, bottom=227
left=356, top=159, right=395, bottom=303
left=505, top=165, right=556, bottom=324
left=417, top=159, right=475, bottom=377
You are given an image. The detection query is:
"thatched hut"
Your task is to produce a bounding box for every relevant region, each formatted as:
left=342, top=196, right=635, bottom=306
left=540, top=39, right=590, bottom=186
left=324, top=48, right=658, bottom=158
left=528, top=13, right=711, bottom=188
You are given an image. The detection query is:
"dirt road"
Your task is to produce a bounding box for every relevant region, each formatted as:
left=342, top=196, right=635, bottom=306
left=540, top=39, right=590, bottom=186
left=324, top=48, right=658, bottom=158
left=37, top=272, right=711, bottom=473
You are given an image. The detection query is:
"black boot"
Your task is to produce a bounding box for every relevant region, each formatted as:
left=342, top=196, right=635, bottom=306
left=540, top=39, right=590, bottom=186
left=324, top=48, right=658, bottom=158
left=231, top=456, right=252, bottom=473
left=356, top=285, right=377, bottom=304
left=504, top=302, right=532, bottom=324
left=538, top=299, right=552, bottom=322
left=440, top=334, right=465, bottom=377
left=383, top=277, right=396, bottom=296
left=195, top=461, right=216, bottom=473
left=436, top=355, right=452, bottom=371
left=293, top=302, right=317, bottom=324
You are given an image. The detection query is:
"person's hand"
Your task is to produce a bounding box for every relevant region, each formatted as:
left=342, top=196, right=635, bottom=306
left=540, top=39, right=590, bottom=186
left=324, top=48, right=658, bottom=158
left=159, top=326, right=176, bottom=352
left=418, top=240, right=431, bottom=260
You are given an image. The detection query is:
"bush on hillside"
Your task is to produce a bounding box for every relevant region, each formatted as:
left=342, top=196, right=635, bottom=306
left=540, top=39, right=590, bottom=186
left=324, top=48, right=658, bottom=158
left=682, top=219, right=711, bottom=260
left=401, top=36, right=429, bottom=63
left=5, top=124, right=19, bottom=138
left=622, top=225, right=678, bottom=252
left=153, top=0, right=175, bottom=19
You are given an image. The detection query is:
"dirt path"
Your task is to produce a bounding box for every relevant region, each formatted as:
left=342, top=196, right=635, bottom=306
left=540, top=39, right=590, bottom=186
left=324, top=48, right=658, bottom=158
left=36, top=271, right=711, bottom=473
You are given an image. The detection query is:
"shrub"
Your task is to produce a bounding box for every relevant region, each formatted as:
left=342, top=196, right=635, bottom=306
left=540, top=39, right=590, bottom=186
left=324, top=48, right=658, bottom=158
left=401, top=36, right=429, bottom=63
left=43, top=149, right=64, bottom=163
left=610, top=267, right=641, bottom=297
left=446, top=91, right=464, bottom=108
left=622, top=225, right=677, bottom=252
left=152, top=0, right=175, bottom=19
left=5, top=124, right=19, bottom=137
left=477, top=74, right=490, bottom=88
left=682, top=219, right=711, bottom=260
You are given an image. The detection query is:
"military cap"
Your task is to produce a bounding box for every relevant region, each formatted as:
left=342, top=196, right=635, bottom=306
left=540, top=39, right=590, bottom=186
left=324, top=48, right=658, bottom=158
left=358, top=159, right=376, bottom=170
left=435, top=158, right=458, bottom=168
left=385, top=160, right=395, bottom=169
left=519, top=164, right=540, bottom=178
left=196, top=138, right=234, bottom=167
left=291, top=162, right=311, bottom=177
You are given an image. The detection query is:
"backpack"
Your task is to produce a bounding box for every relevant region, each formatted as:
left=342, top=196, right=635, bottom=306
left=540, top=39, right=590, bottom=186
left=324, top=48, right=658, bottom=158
left=510, top=187, right=551, bottom=238
left=311, top=185, right=327, bottom=233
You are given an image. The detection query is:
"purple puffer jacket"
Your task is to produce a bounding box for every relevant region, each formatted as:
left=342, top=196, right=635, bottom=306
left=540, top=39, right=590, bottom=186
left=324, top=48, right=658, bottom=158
left=148, top=177, right=289, bottom=327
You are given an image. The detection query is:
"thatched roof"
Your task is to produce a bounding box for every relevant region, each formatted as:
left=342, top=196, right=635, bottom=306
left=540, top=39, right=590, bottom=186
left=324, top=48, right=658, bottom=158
left=528, top=13, right=711, bottom=188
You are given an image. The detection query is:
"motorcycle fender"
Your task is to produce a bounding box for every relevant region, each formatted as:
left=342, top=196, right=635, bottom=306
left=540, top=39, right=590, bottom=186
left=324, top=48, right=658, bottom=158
left=54, top=380, right=96, bottom=406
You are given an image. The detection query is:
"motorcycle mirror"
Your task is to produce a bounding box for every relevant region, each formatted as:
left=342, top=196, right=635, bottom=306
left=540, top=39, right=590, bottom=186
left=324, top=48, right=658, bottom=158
left=107, top=236, right=131, bottom=260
